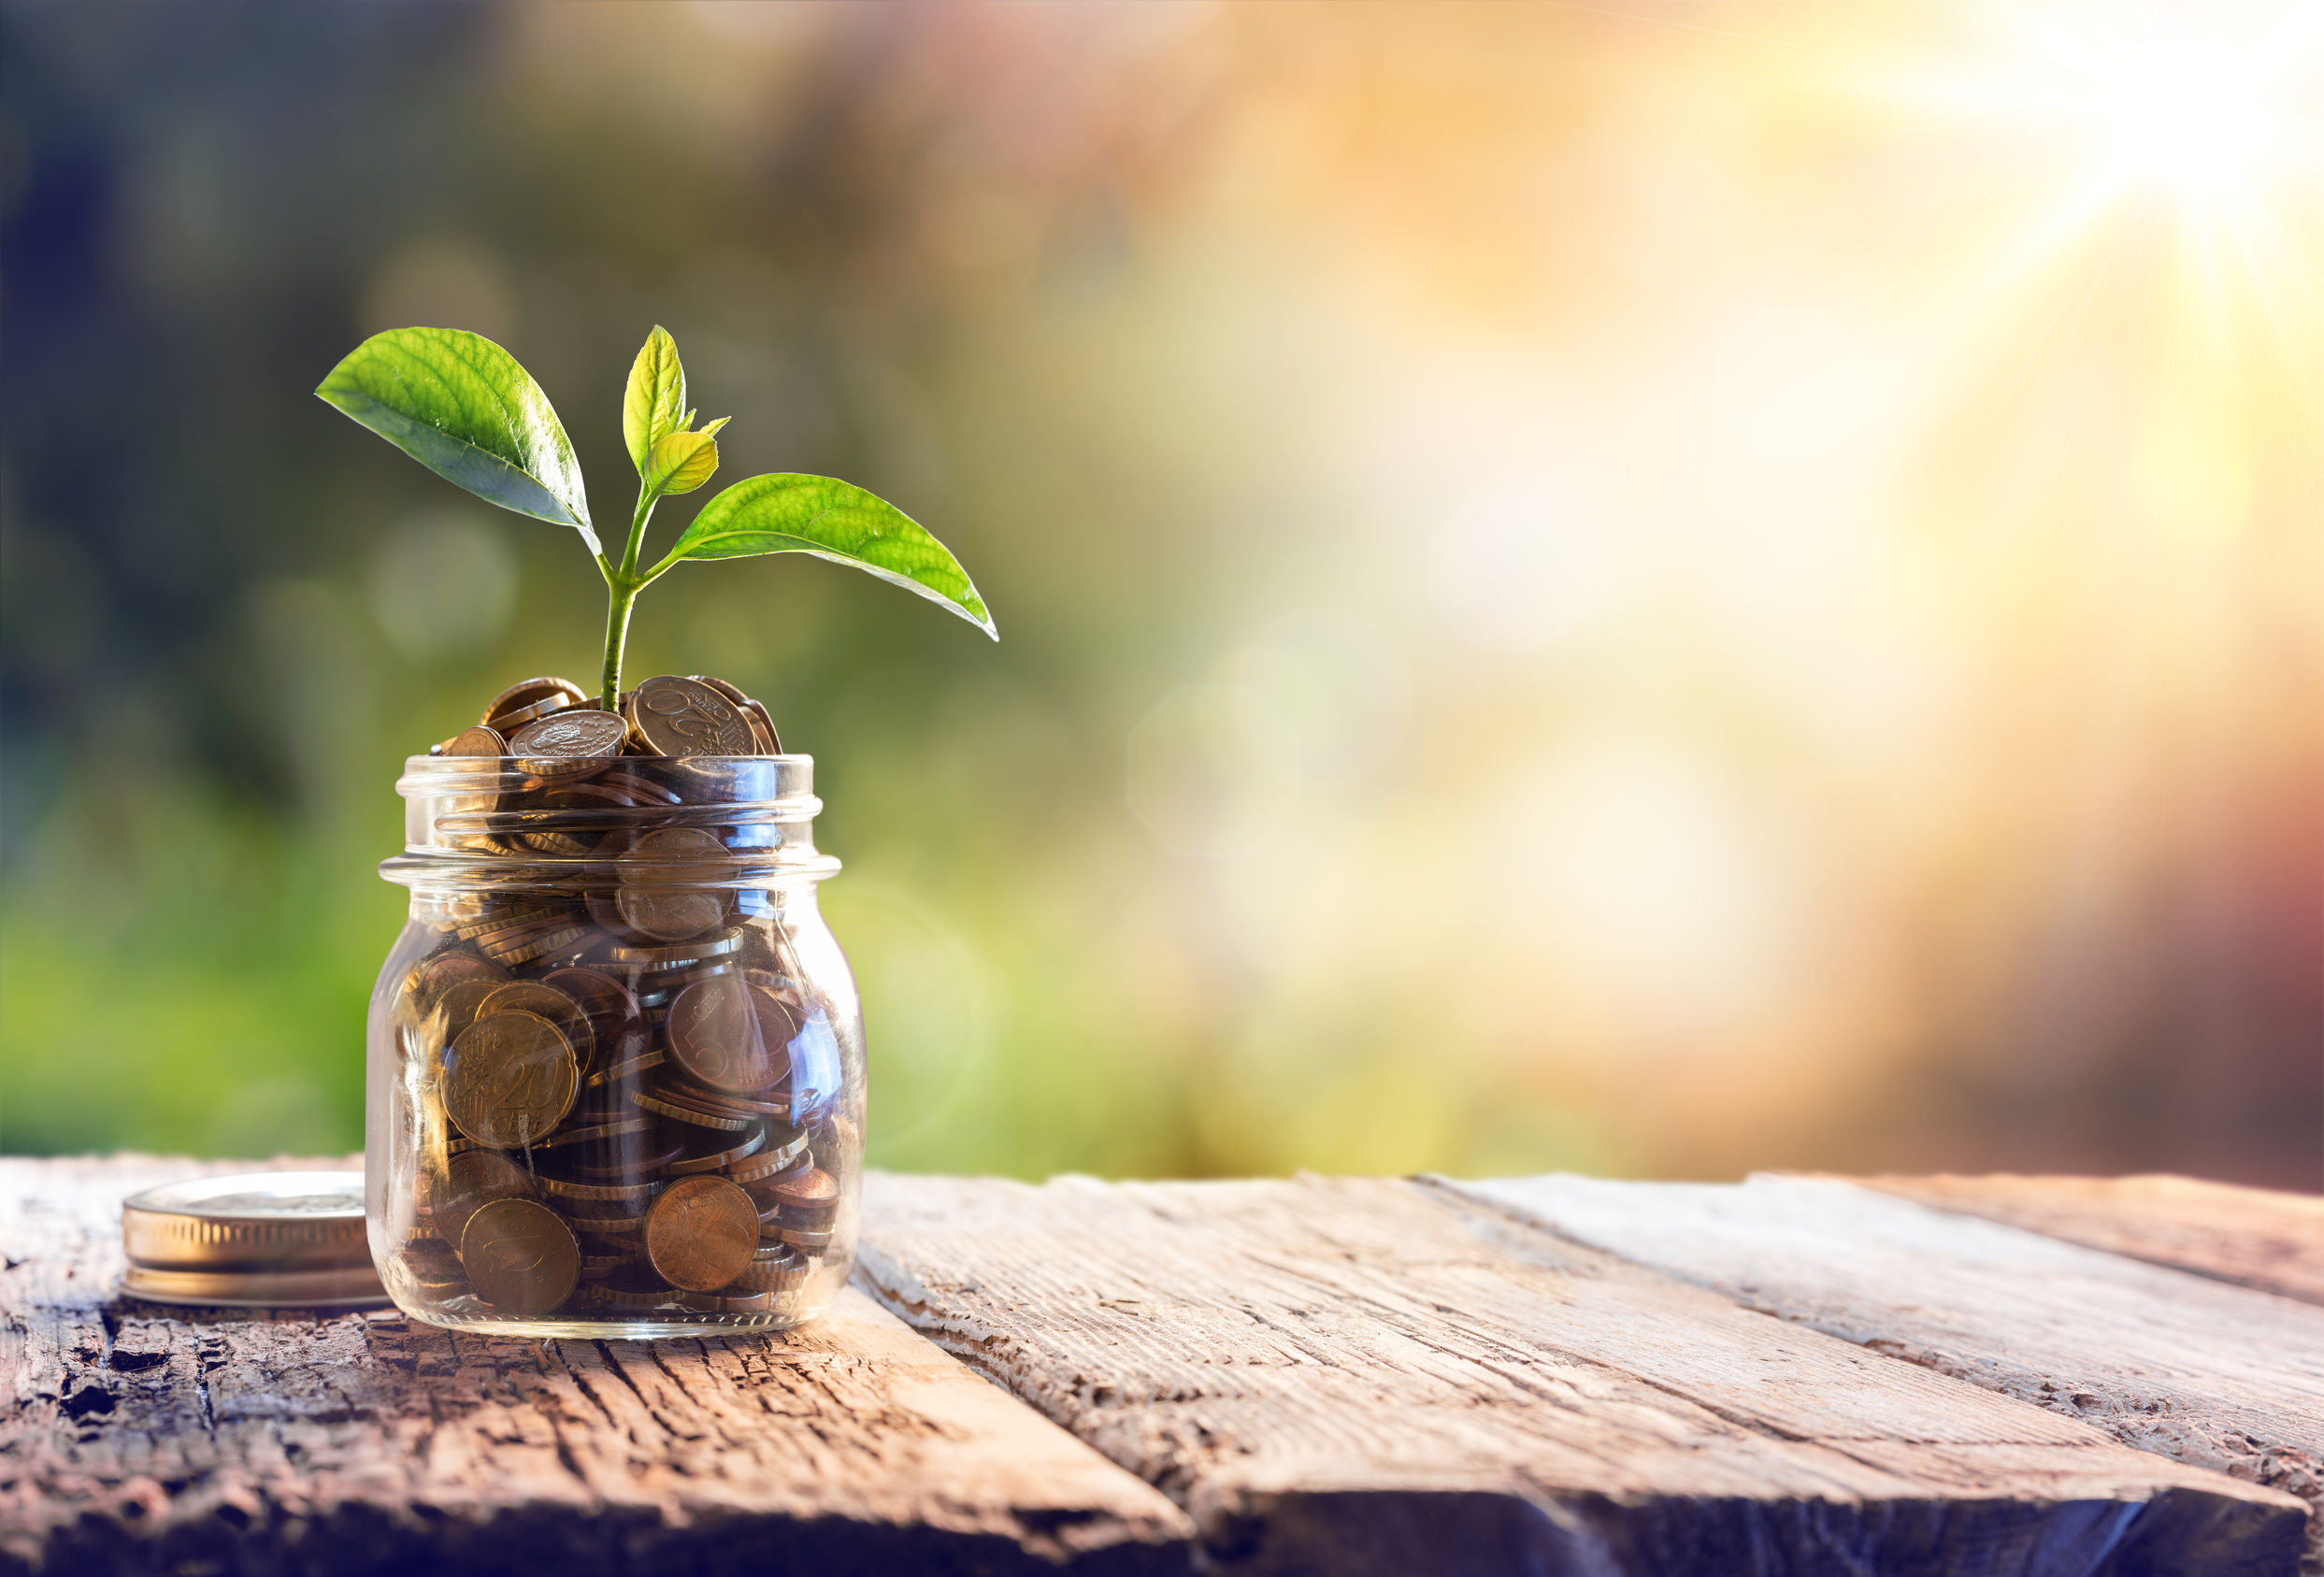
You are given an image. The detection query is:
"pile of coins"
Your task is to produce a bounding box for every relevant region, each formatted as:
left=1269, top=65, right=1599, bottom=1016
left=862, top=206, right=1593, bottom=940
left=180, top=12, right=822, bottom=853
left=389, top=673, right=845, bottom=1321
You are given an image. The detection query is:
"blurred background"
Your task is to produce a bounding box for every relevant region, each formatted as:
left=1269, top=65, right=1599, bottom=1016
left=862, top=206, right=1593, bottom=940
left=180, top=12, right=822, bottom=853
left=2, top=1, right=2317, bottom=1186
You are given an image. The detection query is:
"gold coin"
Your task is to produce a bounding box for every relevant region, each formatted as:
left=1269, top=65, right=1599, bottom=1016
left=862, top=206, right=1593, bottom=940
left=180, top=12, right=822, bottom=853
left=460, top=1197, right=580, bottom=1314
left=442, top=724, right=509, bottom=758
left=627, top=1086, right=753, bottom=1132
left=509, top=708, right=628, bottom=760
left=444, top=1011, right=578, bottom=1148
left=643, top=1174, right=760, bottom=1293
left=478, top=981, right=595, bottom=1071
left=614, top=827, right=731, bottom=941
left=623, top=674, right=756, bottom=757
left=481, top=676, right=588, bottom=729
left=601, top=927, right=744, bottom=968
left=686, top=676, right=778, bottom=755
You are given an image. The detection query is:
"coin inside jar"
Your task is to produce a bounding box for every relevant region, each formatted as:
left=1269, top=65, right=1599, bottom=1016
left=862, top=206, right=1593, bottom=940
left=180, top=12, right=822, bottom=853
left=624, top=674, right=758, bottom=756
left=460, top=1197, right=581, bottom=1314
left=426, top=1147, right=536, bottom=1247
left=477, top=981, right=595, bottom=1073
left=666, top=974, right=779, bottom=1093
left=614, top=826, right=731, bottom=941
left=642, top=1174, right=760, bottom=1292
left=444, top=1010, right=579, bottom=1148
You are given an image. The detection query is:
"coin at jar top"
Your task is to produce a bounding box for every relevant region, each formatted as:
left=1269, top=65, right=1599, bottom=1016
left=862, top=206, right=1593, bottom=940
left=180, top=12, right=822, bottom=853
left=427, top=1147, right=536, bottom=1246
left=624, top=674, right=758, bottom=757
left=442, top=724, right=509, bottom=758
left=643, top=1174, right=761, bottom=1292
left=509, top=707, right=628, bottom=761
left=444, top=1011, right=578, bottom=1149
left=481, top=676, right=589, bottom=730
left=460, top=1197, right=581, bottom=1314
left=666, top=975, right=780, bottom=1094
left=478, top=981, right=595, bottom=1071
left=614, top=827, right=731, bottom=942
left=687, top=675, right=778, bottom=756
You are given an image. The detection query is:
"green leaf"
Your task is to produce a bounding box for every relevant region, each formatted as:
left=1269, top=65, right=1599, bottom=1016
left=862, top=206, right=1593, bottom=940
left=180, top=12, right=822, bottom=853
left=317, top=327, right=597, bottom=552
left=645, top=431, right=721, bottom=495
left=661, top=474, right=996, bottom=638
left=623, top=326, right=687, bottom=477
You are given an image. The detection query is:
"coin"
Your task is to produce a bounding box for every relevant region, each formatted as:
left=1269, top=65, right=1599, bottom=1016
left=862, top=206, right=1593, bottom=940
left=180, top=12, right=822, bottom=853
left=779, top=1227, right=834, bottom=1253
left=628, top=1086, right=753, bottom=1132
left=478, top=981, right=595, bottom=1070
left=399, top=1237, right=469, bottom=1296
left=733, top=1244, right=809, bottom=1296
left=643, top=1174, right=760, bottom=1292
left=535, top=1115, right=652, bottom=1150
left=481, top=676, right=588, bottom=730
left=563, top=1206, right=648, bottom=1235
left=602, top=926, right=745, bottom=968
left=772, top=1166, right=839, bottom=1213
left=727, top=1129, right=814, bottom=1183
left=681, top=1286, right=772, bottom=1312
left=583, top=1047, right=665, bottom=1089
left=596, top=769, right=681, bottom=807
left=460, top=1197, right=580, bottom=1314
left=663, top=1125, right=767, bottom=1176
left=540, top=1173, right=661, bottom=1205
left=426, top=1148, right=535, bottom=1247
left=590, top=1269, right=682, bottom=1310
left=509, top=708, right=628, bottom=761
left=445, top=1011, right=578, bottom=1148
left=428, top=979, right=503, bottom=1048
left=443, top=724, right=509, bottom=758
left=413, top=952, right=509, bottom=1005
left=666, top=975, right=779, bottom=1093
left=624, top=674, right=757, bottom=757
left=614, top=827, right=730, bottom=941
left=540, top=968, right=646, bottom=1067
left=687, top=675, right=777, bottom=755
left=577, top=1243, right=642, bottom=1280
left=482, top=923, right=591, bottom=967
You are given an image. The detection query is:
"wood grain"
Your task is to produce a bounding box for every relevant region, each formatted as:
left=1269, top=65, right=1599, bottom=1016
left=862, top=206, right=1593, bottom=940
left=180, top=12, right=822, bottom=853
left=857, top=1171, right=2304, bottom=1577
left=0, top=1155, right=1193, bottom=1577
left=1445, top=1172, right=2324, bottom=1572
left=1849, top=1173, right=2324, bottom=1307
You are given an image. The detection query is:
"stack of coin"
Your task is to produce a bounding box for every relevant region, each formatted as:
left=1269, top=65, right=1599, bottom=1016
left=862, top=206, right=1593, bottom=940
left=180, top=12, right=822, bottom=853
left=391, top=673, right=847, bottom=1324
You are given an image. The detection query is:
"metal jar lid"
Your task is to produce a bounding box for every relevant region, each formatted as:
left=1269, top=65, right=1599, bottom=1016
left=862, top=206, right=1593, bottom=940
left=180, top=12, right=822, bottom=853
left=120, top=1170, right=389, bottom=1309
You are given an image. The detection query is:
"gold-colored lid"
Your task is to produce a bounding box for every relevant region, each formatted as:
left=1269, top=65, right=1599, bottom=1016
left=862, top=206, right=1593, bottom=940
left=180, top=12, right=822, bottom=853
left=120, top=1170, right=389, bottom=1308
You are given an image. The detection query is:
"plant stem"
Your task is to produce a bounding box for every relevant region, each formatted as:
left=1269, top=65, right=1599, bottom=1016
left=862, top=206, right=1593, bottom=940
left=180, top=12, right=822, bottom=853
left=598, top=480, right=662, bottom=710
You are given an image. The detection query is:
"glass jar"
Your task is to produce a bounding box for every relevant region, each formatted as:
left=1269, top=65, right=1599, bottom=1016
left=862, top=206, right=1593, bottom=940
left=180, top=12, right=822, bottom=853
left=366, top=750, right=860, bottom=1337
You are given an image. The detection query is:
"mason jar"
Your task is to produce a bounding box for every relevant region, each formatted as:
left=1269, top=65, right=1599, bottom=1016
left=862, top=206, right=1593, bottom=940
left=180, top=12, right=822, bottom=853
left=366, top=750, right=861, bottom=1337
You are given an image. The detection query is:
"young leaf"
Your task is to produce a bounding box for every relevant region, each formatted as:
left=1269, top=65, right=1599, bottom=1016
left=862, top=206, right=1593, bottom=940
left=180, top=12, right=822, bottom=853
left=645, top=431, right=721, bottom=495
left=622, top=326, right=687, bottom=477
left=659, top=474, right=996, bottom=638
left=317, top=327, right=598, bottom=552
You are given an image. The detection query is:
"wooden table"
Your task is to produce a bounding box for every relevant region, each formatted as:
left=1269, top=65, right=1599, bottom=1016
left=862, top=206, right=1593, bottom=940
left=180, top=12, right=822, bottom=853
left=4, top=1157, right=2317, bottom=1576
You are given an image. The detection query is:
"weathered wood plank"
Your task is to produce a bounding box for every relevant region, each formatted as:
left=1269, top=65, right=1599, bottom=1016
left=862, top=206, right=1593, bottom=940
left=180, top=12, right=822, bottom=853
left=856, top=1171, right=2304, bottom=1577
left=0, top=1155, right=1194, bottom=1577
left=1848, top=1173, right=2324, bottom=1307
left=1445, top=1172, right=2324, bottom=1572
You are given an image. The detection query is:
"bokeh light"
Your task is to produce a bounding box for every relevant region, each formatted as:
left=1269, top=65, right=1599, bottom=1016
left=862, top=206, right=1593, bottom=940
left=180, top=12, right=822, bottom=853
left=2, top=0, right=2317, bottom=1185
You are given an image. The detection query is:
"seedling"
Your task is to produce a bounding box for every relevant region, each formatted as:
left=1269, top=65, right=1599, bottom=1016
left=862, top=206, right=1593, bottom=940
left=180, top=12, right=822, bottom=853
left=318, top=325, right=995, bottom=709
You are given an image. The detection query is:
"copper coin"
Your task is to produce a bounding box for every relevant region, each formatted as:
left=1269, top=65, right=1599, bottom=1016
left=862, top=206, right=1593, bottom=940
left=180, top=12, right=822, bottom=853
left=509, top=708, right=628, bottom=761
left=427, top=1148, right=535, bottom=1247
left=479, top=981, right=595, bottom=1071
left=613, top=827, right=730, bottom=941
left=682, top=1286, right=772, bottom=1312
left=481, top=676, right=588, bottom=729
left=428, top=979, right=503, bottom=1050
left=445, top=1011, right=578, bottom=1148
left=744, top=700, right=782, bottom=756
left=584, top=1047, right=666, bottom=1089
left=624, top=674, right=756, bottom=757
left=541, top=1173, right=661, bottom=1205
left=460, top=1197, right=581, bottom=1313
left=643, top=1174, right=761, bottom=1292
left=450, top=904, right=561, bottom=942
left=591, top=1270, right=682, bottom=1310
left=655, top=1078, right=791, bottom=1120
left=443, top=724, right=509, bottom=758
left=666, top=975, right=779, bottom=1094
left=780, top=1228, right=834, bottom=1253
left=482, top=923, right=592, bottom=967
left=562, top=1206, right=648, bottom=1236
left=771, top=1167, right=838, bottom=1212
left=399, top=1239, right=468, bottom=1296
left=663, top=1125, right=767, bottom=1177
left=416, top=953, right=511, bottom=1002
